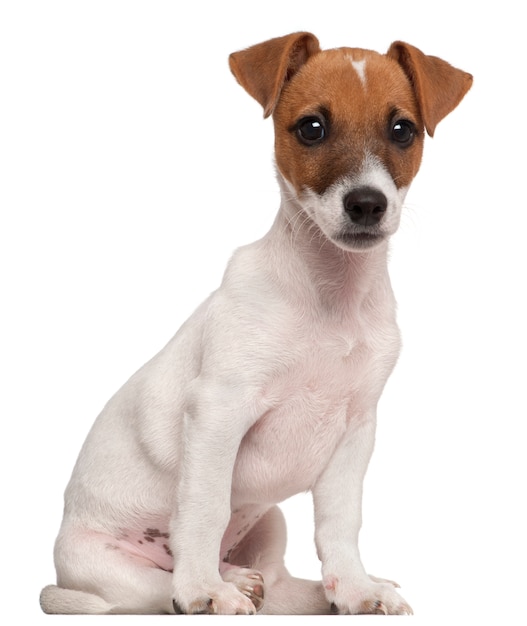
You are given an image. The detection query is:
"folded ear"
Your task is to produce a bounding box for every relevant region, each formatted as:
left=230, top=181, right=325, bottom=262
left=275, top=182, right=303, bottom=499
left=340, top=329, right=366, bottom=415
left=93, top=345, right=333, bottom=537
left=229, top=32, right=321, bottom=118
left=387, top=41, right=473, bottom=137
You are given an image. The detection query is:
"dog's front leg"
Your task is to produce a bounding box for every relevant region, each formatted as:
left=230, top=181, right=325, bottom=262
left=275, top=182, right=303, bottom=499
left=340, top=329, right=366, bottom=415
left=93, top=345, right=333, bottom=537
left=313, top=412, right=413, bottom=615
left=170, top=383, right=259, bottom=615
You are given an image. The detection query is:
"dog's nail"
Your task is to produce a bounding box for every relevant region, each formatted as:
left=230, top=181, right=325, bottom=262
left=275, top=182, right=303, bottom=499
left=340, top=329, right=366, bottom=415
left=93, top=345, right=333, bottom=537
left=172, top=599, right=184, bottom=614
left=248, top=572, right=264, bottom=582
left=403, top=602, right=414, bottom=615
left=375, top=601, right=388, bottom=615
left=236, top=608, right=256, bottom=615
left=186, top=597, right=216, bottom=614
left=206, top=598, right=216, bottom=614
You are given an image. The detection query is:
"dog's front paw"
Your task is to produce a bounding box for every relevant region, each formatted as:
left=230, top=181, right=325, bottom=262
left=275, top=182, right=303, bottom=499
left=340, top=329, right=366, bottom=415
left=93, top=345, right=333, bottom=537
left=172, top=580, right=258, bottom=615
left=327, top=577, right=412, bottom=615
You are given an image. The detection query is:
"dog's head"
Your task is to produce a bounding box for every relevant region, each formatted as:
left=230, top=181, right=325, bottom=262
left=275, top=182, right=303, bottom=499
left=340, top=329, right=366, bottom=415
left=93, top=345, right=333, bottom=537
left=229, top=33, right=472, bottom=251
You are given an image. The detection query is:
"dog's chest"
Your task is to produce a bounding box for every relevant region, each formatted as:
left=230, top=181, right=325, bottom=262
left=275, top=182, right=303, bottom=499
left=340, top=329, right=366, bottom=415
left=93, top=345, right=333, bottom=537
left=231, top=322, right=396, bottom=503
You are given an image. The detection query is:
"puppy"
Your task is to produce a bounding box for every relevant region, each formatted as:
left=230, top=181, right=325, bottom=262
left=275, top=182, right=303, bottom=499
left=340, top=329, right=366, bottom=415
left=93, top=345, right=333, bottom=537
left=40, top=32, right=472, bottom=615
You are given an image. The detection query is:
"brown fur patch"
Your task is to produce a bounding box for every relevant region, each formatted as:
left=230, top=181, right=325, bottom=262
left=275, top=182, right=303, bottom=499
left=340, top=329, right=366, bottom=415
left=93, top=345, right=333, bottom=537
left=272, top=48, right=424, bottom=195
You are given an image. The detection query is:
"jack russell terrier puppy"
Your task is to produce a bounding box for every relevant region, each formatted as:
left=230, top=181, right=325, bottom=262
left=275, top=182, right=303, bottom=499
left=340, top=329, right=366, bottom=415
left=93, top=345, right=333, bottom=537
left=40, top=32, right=472, bottom=615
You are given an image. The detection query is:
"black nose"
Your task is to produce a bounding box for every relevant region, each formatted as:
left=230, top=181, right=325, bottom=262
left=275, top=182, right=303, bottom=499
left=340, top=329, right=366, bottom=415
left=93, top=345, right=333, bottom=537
left=344, top=187, right=387, bottom=226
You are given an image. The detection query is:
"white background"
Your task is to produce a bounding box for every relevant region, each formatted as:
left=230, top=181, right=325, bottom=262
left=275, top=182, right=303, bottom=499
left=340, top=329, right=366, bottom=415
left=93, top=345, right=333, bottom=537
left=1, top=1, right=526, bottom=624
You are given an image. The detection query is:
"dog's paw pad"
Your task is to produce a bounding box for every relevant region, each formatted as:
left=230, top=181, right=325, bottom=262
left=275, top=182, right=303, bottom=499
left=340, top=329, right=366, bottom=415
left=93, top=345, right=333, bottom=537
left=240, top=582, right=264, bottom=611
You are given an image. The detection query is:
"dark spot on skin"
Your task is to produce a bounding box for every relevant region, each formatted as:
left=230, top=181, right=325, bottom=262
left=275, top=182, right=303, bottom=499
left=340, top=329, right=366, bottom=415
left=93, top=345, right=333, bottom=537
left=138, top=540, right=143, bottom=544
left=105, top=543, right=119, bottom=551
left=144, top=528, right=170, bottom=539
left=144, top=536, right=155, bottom=543
left=236, top=523, right=251, bottom=536
left=163, top=544, right=173, bottom=557
left=222, top=541, right=240, bottom=564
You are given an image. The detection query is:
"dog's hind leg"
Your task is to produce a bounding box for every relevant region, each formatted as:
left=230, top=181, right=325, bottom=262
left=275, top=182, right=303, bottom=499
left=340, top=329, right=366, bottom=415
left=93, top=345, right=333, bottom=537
left=40, top=527, right=174, bottom=614
left=232, top=505, right=331, bottom=615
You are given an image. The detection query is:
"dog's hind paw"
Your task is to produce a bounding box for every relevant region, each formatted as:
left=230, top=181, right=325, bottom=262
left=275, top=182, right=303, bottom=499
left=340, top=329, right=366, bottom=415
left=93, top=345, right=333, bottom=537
left=221, top=567, right=265, bottom=612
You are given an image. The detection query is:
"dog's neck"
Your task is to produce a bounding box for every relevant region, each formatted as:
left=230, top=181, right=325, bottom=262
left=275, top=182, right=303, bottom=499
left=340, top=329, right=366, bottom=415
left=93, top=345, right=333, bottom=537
left=261, top=177, right=393, bottom=319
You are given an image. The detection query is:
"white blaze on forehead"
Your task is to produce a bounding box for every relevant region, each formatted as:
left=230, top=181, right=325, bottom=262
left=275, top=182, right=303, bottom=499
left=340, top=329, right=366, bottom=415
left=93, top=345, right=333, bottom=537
left=349, top=57, right=367, bottom=87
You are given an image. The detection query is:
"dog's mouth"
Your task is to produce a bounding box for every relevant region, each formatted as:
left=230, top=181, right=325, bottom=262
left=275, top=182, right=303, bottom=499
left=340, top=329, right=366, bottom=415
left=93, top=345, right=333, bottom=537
left=333, top=230, right=386, bottom=250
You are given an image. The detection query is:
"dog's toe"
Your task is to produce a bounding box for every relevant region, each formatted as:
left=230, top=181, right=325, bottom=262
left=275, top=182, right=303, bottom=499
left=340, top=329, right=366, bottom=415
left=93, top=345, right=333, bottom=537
left=330, top=580, right=412, bottom=615
left=173, top=596, right=216, bottom=615
left=173, top=585, right=257, bottom=615
left=369, top=574, right=400, bottom=588
left=221, top=567, right=265, bottom=611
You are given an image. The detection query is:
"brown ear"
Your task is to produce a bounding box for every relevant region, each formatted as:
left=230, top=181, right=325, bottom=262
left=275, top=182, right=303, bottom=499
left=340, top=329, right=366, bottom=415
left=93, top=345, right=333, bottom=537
left=229, top=32, right=320, bottom=118
left=387, top=41, right=473, bottom=137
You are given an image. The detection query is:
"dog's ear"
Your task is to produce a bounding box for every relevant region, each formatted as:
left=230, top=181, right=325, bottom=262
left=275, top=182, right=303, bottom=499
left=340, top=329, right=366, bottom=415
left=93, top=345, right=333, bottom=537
left=387, top=41, right=473, bottom=137
left=229, top=32, right=320, bottom=118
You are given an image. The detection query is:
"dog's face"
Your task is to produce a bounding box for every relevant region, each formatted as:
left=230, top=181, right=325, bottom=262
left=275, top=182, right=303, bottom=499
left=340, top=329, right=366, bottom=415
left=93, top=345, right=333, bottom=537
left=273, top=48, right=425, bottom=251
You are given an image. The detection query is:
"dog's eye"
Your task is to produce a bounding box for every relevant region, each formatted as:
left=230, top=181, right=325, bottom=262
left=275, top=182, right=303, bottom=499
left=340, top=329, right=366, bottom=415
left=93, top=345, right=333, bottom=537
left=391, top=120, right=415, bottom=146
left=296, top=117, right=326, bottom=145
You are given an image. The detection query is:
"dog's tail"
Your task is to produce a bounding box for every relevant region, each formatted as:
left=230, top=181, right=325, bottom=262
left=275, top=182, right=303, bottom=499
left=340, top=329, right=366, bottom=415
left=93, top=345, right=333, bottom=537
left=40, top=584, right=114, bottom=614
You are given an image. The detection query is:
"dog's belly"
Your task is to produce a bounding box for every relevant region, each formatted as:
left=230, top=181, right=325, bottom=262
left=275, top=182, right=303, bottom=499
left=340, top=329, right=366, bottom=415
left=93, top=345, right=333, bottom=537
left=109, top=526, right=175, bottom=572
left=106, top=503, right=273, bottom=573
left=232, top=389, right=349, bottom=504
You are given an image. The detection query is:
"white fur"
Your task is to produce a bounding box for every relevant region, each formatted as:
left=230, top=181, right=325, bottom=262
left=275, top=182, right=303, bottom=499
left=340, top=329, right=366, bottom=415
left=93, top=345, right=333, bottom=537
left=350, top=57, right=367, bottom=86
left=291, top=153, right=408, bottom=249
left=41, top=55, right=415, bottom=618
